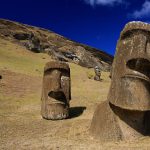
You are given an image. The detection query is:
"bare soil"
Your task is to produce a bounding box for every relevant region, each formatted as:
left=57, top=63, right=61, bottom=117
left=1, top=70, right=150, bottom=150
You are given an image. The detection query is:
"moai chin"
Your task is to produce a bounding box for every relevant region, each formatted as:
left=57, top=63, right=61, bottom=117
left=41, top=61, right=71, bottom=120
left=90, top=21, right=150, bottom=141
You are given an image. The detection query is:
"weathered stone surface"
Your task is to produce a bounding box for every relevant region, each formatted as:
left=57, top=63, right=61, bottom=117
left=90, top=101, right=150, bottom=141
left=90, top=101, right=122, bottom=141
left=41, top=61, right=71, bottom=120
left=108, top=21, right=150, bottom=111
left=13, top=33, right=31, bottom=40
left=94, top=66, right=101, bottom=81
left=90, top=21, right=150, bottom=141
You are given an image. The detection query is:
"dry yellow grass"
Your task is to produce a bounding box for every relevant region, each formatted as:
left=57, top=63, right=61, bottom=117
left=0, top=38, right=150, bottom=149
left=0, top=38, right=50, bottom=76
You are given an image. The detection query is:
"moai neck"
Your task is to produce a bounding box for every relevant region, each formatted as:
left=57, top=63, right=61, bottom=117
left=111, top=103, right=150, bottom=141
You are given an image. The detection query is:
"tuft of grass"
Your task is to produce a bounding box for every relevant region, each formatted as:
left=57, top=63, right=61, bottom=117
left=86, top=69, right=94, bottom=79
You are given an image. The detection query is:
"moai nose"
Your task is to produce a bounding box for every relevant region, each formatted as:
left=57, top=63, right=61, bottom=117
left=52, top=70, right=61, bottom=91
left=132, top=34, right=147, bottom=56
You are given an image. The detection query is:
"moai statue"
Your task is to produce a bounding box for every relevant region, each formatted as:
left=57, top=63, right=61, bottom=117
left=94, top=66, right=101, bottom=81
left=90, top=21, right=150, bottom=141
left=41, top=61, right=71, bottom=120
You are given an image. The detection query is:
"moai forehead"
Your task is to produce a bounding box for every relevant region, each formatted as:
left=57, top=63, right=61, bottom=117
left=108, top=21, right=150, bottom=111
left=44, top=61, right=70, bottom=72
left=121, top=21, right=150, bottom=36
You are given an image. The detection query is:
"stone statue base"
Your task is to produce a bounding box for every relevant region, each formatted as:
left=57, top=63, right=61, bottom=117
left=90, top=101, right=150, bottom=141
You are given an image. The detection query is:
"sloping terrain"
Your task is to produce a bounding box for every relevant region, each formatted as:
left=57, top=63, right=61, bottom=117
left=0, top=19, right=113, bottom=71
left=1, top=35, right=150, bottom=149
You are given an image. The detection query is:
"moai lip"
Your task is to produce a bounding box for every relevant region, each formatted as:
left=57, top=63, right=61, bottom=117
left=41, top=61, right=71, bottom=120
left=90, top=21, right=150, bottom=141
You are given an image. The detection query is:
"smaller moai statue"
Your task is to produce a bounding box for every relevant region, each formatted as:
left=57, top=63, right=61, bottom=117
left=41, top=61, right=71, bottom=120
left=94, top=66, right=101, bottom=81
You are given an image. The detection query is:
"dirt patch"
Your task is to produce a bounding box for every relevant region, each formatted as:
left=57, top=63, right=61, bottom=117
left=0, top=69, right=42, bottom=98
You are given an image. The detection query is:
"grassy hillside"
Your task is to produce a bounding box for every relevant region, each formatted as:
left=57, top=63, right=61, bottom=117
left=0, top=19, right=113, bottom=70
left=0, top=38, right=150, bottom=149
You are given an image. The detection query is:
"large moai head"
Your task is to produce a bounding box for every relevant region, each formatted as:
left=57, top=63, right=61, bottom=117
left=90, top=22, right=150, bottom=141
left=108, top=22, right=150, bottom=110
left=41, top=61, right=71, bottom=120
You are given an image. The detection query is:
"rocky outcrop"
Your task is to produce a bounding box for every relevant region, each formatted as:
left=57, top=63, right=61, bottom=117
left=0, top=19, right=113, bottom=71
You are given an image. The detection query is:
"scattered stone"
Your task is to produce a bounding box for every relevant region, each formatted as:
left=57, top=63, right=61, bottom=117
left=25, top=34, right=41, bottom=53
left=90, top=21, right=150, bottom=141
left=41, top=61, right=71, bottom=120
left=13, top=33, right=31, bottom=40
left=13, top=32, right=43, bottom=53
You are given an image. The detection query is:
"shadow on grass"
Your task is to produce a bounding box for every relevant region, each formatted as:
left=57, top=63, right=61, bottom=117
left=94, top=78, right=103, bottom=82
left=69, top=106, right=86, bottom=119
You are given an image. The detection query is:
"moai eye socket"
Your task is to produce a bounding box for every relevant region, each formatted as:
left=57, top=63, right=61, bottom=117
left=44, top=69, right=53, bottom=76
left=60, top=69, right=70, bottom=83
left=60, top=68, right=69, bottom=76
left=126, top=58, right=150, bottom=77
left=121, top=30, right=133, bottom=40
